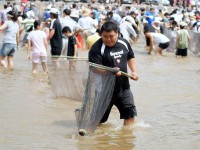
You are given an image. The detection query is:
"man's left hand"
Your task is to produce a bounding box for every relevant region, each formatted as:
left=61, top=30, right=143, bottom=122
left=131, top=72, right=139, bottom=81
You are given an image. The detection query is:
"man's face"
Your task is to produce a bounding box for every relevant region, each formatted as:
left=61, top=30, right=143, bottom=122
left=101, top=30, right=118, bottom=47
left=50, top=13, right=54, bottom=19
left=150, top=9, right=155, bottom=14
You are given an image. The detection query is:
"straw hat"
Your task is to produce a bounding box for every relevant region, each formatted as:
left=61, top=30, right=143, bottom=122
left=82, top=9, right=91, bottom=16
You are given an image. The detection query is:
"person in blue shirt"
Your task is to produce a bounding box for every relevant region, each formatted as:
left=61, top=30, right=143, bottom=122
left=144, top=8, right=155, bottom=25
left=44, top=7, right=51, bottom=22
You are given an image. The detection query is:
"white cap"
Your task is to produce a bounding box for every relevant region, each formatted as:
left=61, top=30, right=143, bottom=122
left=154, top=17, right=162, bottom=23
left=50, top=8, right=59, bottom=14
left=179, top=21, right=187, bottom=27
left=125, top=16, right=135, bottom=24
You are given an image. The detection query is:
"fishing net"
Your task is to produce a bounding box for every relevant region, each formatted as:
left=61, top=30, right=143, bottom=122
left=163, top=28, right=200, bottom=54
left=47, top=57, right=89, bottom=101
left=188, top=31, right=200, bottom=54
left=75, top=63, right=116, bottom=135
left=163, top=28, right=177, bottom=52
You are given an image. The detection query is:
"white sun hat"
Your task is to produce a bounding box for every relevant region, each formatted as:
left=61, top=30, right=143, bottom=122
left=50, top=8, right=59, bottom=15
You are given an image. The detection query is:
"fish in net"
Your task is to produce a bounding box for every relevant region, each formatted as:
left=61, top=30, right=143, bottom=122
left=47, top=56, right=89, bottom=101
left=75, top=63, right=134, bottom=136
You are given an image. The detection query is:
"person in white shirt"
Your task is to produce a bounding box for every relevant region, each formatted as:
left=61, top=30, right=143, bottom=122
left=60, top=9, right=81, bottom=32
left=0, top=11, right=19, bottom=68
left=70, top=3, right=79, bottom=22
left=144, top=29, right=170, bottom=55
left=119, top=16, right=137, bottom=44
left=26, top=8, right=35, bottom=19
left=78, top=8, right=97, bottom=47
left=27, top=20, right=48, bottom=74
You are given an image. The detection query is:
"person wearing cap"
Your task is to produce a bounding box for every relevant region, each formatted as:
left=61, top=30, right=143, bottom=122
left=152, top=19, right=165, bottom=34
left=78, top=8, right=97, bottom=47
left=119, top=16, right=137, bottom=44
left=0, top=11, right=19, bottom=68
left=176, top=22, right=190, bottom=57
left=48, top=8, right=62, bottom=57
left=44, top=6, right=51, bottom=22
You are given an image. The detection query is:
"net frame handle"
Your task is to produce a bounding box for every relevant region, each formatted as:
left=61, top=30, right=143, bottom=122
left=89, top=62, right=134, bottom=78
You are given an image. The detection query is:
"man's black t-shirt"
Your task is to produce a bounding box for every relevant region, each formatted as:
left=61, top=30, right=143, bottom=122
left=89, top=37, right=135, bottom=91
left=49, top=18, right=63, bottom=49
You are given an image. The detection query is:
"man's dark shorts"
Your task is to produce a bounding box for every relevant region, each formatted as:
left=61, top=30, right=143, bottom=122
left=159, top=41, right=170, bottom=49
left=101, top=88, right=137, bottom=123
left=51, top=46, right=62, bottom=56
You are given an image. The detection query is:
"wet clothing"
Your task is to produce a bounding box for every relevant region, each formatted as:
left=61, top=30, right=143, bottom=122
left=89, top=37, right=137, bottom=122
left=100, top=89, right=137, bottom=123
left=0, top=43, right=16, bottom=57
left=176, top=48, right=187, bottom=57
left=151, top=32, right=170, bottom=49
left=49, top=18, right=62, bottom=56
left=176, top=29, right=189, bottom=57
left=67, top=35, right=77, bottom=56
left=0, top=20, right=19, bottom=57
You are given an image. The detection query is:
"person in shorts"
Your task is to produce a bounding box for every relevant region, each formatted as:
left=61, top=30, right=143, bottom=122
left=144, top=29, right=170, bottom=55
left=176, top=21, right=190, bottom=57
left=0, top=11, right=19, bottom=68
left=89, top=21, right=139, bottom=126
left=27, top=20, right=48, bottom=74
left=47, top=8, right=62, bottom=57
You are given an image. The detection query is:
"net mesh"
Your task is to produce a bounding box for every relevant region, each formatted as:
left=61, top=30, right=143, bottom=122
left=47, top=57, right=89, bottom=101
left=75, top=65, right=116, bottom=135
left=163, top=28, right=200, bottom=54
left=188, top=31, right=200, bottom=54
left=163, top=28, right=177, bottom=52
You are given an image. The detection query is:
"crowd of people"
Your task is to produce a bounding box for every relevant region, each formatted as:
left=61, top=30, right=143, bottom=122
left=0, top=1, right=199, bottom=75
left=0, top=2, right=199, bottom=69
left=0, top=0, right=199, bottom=128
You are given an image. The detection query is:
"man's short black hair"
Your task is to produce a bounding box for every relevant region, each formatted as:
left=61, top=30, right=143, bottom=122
left=63, top=9, right=71, bottom=16
left=101, top=21, right=119, bottom=33
left=62, top=26, right=71, bottom=33
left=150, top=8, right=154, bottom=11
left=129, top=11, right=135, bottom=15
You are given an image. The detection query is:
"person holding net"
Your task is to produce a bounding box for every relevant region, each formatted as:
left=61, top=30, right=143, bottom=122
left=89, top=21, right=139, bottom=126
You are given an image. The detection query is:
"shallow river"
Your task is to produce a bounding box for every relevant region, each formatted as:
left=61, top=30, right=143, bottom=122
left=0, top=38, right=200, bottom=150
